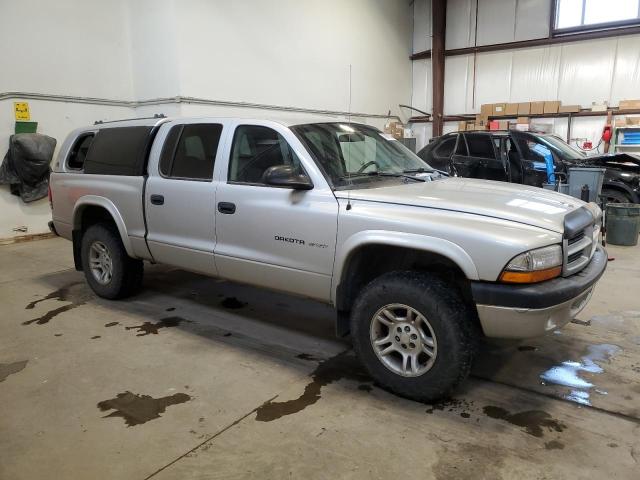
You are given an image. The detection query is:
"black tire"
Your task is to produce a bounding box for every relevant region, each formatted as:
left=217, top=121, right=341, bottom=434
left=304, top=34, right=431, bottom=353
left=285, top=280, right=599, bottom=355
left=602, top=188, right=630, bottom=204
left=351, top=271, right=478, bottom=402
left=81, top=223, right=144, bottom=299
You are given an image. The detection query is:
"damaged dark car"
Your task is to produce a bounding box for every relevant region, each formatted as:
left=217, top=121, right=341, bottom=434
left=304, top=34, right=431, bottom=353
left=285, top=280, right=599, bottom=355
left=418, top=130, right=640, bottom=203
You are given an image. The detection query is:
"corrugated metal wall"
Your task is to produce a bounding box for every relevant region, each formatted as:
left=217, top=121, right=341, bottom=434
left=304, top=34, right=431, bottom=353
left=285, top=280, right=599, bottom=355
left=411, top=0, right=640, bottom=150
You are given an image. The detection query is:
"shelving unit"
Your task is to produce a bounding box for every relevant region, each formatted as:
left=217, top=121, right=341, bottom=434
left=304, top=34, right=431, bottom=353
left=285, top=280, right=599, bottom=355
left=613, top=125, right=640, bottom=154
left=409, top=108, right=640, bottom=144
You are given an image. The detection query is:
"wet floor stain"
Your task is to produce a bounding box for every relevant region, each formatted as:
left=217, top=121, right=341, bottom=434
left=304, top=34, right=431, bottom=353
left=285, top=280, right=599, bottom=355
left=97, top=391, right=191, bottom=427
left=104, top=322, right=119, bottom=327
left=165, top=307, right=176, bottom=312
left=518, top=345, right=538, bottom=352
left=0, top=360, right=28, bottom=382
left=91, top=335, right=101, bottom=339
left=426, top=398, right=474, bottom=416
left=483, top=405, right=566, bottom=438
left=296, top=353, right=320, bottom=362
left=125, top=316, right=189, bottom=336
left=254, top=351, right=368, bottom=422
left=23, top=283, right=92, bottom=325
left=545, top=440, right=565, bottom=450
left=540, top=343, right=621, bottom=406
left=220, top=297, right=247, bottom=309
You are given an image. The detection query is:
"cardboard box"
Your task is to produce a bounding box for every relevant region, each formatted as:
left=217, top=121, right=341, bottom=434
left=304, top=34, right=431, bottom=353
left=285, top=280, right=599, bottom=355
left=591, top=101, right=608, bottom=112
left=480, top=104, right=493, bottom=117
left=516, top=116, right=529, bottom=124
left=530, top=102, right=544, bottom=115
left=498, top=120, right=510, bottom=130
left=543, top=101, right=560, bottom=114
left=559, top=104, right=581, bottom=113
left=619, top=99, right=640, bottom=110
left=627, top=116, right=640, bottom=125
left=492, top=103, right=507, bottom=116
left=614, top=119, right=628, bottom=128
left=515, top=123, right=530, bottom=131
left=384, top=121, right=405, bottom=139
left=489, top=120, right=500, bottom=131
left=505, top=103, right=519, bottom=115
left=458, top=121, right=467, bottom=131
left=517, top=102, right=531, bottom=115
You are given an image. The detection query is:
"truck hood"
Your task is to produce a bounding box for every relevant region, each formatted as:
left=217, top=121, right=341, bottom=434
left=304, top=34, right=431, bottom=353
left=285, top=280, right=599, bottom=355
left=338, top=177, right=584, bottom=233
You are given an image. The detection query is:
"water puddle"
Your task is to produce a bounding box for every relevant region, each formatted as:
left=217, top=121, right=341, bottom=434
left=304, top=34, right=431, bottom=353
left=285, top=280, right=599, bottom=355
left=0, top=360, right=28, bottom=382
left=254, top=351, right=369, bottom=422
left=125, top=316, right=189, bottom=336
left=483, top=405, right=566, bottom=437
left=220, top=297, right=247, bottom=309
left=540, top=343, right=621, bottom=406
left=23, top=283, right=92, bottom=325
left=97, top=391, right=191, bottom=426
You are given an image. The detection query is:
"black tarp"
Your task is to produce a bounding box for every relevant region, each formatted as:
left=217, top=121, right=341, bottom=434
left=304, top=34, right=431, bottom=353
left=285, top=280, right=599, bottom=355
left=0, top=133, right=57, bottom=203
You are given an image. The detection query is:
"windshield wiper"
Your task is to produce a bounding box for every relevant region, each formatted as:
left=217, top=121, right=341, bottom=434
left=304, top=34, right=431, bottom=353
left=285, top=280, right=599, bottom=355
left=364, top=171, right=426, bottom=182
left=403, top=167, right=449, bottom=177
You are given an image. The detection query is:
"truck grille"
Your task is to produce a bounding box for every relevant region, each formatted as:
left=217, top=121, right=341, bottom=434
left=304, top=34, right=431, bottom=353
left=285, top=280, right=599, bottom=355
left=563, top=224, right=598, bottom=276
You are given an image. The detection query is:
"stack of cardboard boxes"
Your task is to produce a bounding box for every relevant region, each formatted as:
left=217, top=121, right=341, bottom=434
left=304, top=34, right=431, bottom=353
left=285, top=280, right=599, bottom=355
left=456, top=100, right=582, bottom=132
left=383, top=121, right=411, bottom=139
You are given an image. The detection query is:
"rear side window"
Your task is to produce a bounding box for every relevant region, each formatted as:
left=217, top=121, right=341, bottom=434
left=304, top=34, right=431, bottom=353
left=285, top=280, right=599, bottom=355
left=67, top=133, right=94, bottom=170
left=84, top=126, right=153, bottom=176
left=434, top=137, right=456, bottom=158
left=160, top=123, right=222, bottom=180
left=464, top=134, right=496, bottom=159
left=159, top=124, right=222, bottom=180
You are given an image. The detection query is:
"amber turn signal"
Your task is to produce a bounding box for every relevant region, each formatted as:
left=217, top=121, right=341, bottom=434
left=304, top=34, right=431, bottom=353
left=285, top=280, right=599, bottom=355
left=499, top=266, right=562, bottom=284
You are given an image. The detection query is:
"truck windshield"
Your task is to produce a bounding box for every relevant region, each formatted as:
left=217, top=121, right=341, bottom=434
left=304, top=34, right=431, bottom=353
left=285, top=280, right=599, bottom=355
left=291, top=123, right=433, bottom=188
left=537, top=134, right=586, bottom=161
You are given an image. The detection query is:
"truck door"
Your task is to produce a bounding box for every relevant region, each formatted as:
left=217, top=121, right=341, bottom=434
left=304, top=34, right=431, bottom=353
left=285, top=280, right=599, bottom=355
left=214, top=123, right=339, bottom=301
left=144, top=122, right=224, bottom=275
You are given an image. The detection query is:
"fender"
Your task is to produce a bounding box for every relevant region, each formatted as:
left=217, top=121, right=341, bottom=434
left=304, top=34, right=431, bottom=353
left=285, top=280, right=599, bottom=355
left=603, top=181, right=639, bottom=203
left=72, top=195, right=136, bottom=257
left=331, top=230, right=479, bottom=305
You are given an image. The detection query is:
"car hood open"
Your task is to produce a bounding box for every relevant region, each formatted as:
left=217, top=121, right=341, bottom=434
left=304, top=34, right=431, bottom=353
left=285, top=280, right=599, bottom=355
left=337, top=177, right=585, bottom=233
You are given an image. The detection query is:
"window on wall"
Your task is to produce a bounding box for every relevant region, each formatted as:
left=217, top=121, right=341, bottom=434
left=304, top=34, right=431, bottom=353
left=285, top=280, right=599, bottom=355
left=555, top=0, right=640, bottom=31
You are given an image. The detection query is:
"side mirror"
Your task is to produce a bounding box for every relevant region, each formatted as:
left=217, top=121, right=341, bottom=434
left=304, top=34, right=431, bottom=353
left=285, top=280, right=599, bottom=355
left=263, top=165, right=314, bottom=190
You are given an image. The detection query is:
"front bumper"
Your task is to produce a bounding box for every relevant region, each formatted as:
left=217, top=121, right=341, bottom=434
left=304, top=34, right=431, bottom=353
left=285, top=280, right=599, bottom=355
left=471, top=245, right=607, bottom=338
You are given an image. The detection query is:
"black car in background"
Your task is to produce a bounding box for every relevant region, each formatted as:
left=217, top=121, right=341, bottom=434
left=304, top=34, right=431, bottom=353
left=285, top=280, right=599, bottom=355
left=417, top=130, right=640, bottom=203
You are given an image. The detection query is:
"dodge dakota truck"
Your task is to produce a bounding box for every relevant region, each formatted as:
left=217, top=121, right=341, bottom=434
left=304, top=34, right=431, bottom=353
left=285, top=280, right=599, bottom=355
left=49, top=116, right=607, bottom=402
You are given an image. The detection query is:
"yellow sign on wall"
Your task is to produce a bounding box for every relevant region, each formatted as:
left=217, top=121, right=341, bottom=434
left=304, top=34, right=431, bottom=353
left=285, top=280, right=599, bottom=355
left=14, top=102, right=30, bottom=121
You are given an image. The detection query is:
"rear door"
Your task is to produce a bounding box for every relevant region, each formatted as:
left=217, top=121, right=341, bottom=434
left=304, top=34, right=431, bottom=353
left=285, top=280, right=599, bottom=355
left=145, top=121, right=225, bottom=275
left=511, top=132, right=557, bottom=187
left=464, top=133, right=508, bottom=181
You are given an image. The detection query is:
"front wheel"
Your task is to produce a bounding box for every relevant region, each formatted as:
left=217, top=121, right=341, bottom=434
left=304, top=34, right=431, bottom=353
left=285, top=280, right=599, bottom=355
left=81, top=223, right=143, bottom=299
left=350, top=271, right=478, bottom=402
left=602, top=188, right=630, bottom=204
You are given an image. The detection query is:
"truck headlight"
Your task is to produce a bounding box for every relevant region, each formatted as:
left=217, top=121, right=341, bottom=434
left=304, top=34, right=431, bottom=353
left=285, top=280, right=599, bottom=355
left=499, top=245, right=563, bottom=283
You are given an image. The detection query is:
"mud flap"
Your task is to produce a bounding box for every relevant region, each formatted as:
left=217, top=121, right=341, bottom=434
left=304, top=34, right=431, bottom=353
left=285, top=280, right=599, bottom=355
left=72, top=229, right=83, bottom=271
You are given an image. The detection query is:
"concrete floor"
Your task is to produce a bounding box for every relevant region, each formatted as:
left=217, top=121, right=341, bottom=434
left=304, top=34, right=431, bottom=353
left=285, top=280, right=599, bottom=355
left=1, top=237, right=639, bottom=479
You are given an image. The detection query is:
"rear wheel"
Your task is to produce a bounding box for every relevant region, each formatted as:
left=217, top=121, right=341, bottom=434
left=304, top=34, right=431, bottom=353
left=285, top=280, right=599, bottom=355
left=350, top=271, right=478, bottom=402
left=81, top=223, right=143, bottom=299
left=602, top=188, right=630, bottom=204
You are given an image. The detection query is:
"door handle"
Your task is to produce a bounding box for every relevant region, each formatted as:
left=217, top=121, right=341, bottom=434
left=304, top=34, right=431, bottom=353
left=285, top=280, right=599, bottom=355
left=217, top=202, right=236, bottom=214
left=150, top=194, right=164, bottom=205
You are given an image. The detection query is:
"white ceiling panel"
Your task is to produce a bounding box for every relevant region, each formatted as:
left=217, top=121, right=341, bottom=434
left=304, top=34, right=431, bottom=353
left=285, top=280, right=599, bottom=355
left=557, top=39, right=617, bottom=106
left=510, top=45, right=561, bottom=101
left=610, top=35, right=640, bottom=106
left=474, top=51, right=513, bottom=106
left=446, top=0, right=476, bottom=49
left=476, top=0, right=517, bottom=46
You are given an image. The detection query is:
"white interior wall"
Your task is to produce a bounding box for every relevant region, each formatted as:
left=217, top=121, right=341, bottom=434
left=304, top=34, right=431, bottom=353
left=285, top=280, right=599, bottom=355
left=411, top=0, right=640, bottom=150
left=0, top=0, right=413, bottom=239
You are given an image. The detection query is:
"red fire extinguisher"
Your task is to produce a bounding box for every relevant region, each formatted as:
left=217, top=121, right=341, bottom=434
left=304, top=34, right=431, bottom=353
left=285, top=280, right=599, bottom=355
left=602, top=125, right=612, bottom=143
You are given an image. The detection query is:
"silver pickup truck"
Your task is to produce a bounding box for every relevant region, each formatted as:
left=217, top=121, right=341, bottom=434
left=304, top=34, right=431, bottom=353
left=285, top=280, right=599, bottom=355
left=49, top=116, right=607, bottom=401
